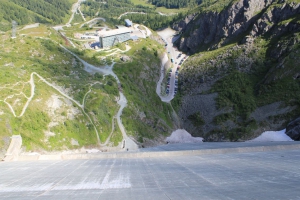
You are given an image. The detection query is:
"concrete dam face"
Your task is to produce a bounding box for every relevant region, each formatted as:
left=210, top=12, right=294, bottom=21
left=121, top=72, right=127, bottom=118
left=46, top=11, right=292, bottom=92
left=1, top=142, right=300, bottom=199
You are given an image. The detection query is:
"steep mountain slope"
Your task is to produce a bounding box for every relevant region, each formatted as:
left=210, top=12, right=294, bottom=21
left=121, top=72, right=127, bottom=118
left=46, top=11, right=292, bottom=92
left=172, top=0, right=300, bottom=141
left=114, top=38, right=177, bottom=147
left=0, top=30, right=112, bottom=154
left=0, top=25, right=176, bottom=157
left=174, top=0, right=300, bottom=52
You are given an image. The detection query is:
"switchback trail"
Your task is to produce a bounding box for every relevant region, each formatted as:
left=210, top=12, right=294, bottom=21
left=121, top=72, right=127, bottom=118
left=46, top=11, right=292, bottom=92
left=1, top=63, right=137, bottom=149
left=156, top=28, right=188, bottom=102
left=60, top=45, right=138, bottom=151
left=0, top=72, right=101, bottom=144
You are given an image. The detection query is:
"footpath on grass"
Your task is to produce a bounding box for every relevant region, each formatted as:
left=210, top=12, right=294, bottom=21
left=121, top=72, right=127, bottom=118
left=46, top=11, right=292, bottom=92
left=60, top=45, right=138, bottom=151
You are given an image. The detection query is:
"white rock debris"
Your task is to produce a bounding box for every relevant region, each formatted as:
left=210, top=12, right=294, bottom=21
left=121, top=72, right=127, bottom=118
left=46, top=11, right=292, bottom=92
left=166, top=129, right=203, bottom=144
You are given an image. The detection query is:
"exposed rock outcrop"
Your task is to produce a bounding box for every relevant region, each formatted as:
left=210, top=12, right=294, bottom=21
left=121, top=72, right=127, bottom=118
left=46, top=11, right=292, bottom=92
left=173, top=14, right=196, bottom=32
left=120, top=55, right=131, bottom=62
left=286, top=117, right=300, bottom=140
left=173, top=0, right=300, bottom=141
left=251, top=2, right=300, bottom=37
left=174, top=0, right=300, bottom=53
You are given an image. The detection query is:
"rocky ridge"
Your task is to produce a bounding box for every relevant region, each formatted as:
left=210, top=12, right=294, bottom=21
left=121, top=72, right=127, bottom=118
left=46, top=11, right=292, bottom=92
left=173, top=0, right=300, bottom=141
left=173, top=0, right=300, bottom=53
left=286, top=117, right=300, bottom=140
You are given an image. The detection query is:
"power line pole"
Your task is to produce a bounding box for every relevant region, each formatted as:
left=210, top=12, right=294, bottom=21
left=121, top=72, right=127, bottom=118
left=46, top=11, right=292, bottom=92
left=12, top=20, right=17, bottom=39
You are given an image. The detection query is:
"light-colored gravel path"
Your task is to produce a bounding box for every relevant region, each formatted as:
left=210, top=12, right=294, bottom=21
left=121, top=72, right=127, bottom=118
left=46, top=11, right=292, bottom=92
left=67, top=0, right=82, bottom=26
left=117, top=12, right=146, bottom=20
left=80, top=18, right=106, bottom=28
left=60, top=45, right=138, bottom=151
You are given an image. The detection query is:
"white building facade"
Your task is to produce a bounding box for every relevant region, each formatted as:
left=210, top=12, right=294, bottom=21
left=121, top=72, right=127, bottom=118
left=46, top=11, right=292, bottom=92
left=100, top=29, right=131, bottom=48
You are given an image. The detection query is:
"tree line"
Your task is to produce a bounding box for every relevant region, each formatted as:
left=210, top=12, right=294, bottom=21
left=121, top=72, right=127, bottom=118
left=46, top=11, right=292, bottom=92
left=120, top=12, right=186, bottom=30
left=10, top=0, right=71, bottom=23
left=149, top=0, right=202, bottom=9
left=81, top=0, right=155, bottom=18
left=0, top=0, right=72, bottom=31
left=81, top=0, right=188, bottom=30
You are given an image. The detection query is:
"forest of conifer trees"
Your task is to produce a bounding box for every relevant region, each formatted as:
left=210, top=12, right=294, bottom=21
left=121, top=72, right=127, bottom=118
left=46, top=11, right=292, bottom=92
left=149, top=0, right=202, bottom=8
left=0, top=0, right=72, bottom=31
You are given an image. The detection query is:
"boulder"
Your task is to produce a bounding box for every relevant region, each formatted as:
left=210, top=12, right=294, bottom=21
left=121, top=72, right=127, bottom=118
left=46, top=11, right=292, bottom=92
left=285, top=117, right=300, bottom=140
left=120, top=56, right=131, bottom=62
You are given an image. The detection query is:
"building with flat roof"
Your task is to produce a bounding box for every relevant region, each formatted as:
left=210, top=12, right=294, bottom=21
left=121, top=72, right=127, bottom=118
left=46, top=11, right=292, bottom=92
left=99, top=28, right=131, bottom=48
left=125, top=19, right=132, bottom=27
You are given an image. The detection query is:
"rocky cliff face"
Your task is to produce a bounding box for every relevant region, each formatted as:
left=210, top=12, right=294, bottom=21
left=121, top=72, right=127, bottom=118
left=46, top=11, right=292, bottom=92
left=251, top=2, right=300, bottom=37
left=174, top=0, right=300, bottom=53
left=173, top=0, right=300, bottom=141
left=286, top=117, right=300, bottom=140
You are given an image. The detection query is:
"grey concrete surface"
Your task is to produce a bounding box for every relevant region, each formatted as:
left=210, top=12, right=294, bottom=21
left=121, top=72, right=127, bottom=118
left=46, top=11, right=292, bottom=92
left=141, top=141, right=300, bottom=152
left=1, top=142, right=300, bottom=199
left=15, top=141, right=300, bottom=161
left=3, top=135, right=22, bottom=161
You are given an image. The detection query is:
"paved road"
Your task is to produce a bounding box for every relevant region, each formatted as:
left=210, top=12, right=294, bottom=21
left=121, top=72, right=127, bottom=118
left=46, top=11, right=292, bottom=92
left=1, top=142, right=300, bottom=199
left=157, top=28, right=187, bottom=102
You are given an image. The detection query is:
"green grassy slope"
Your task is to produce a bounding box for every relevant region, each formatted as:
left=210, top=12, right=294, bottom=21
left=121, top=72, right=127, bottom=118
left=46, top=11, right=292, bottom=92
left=0, top=22, right=175, bottom=154
left=0, top=0, right=74, bottom=31
left=0, top=28, right=121, bottom=152
left=114, top=38, right=175, bottom=144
